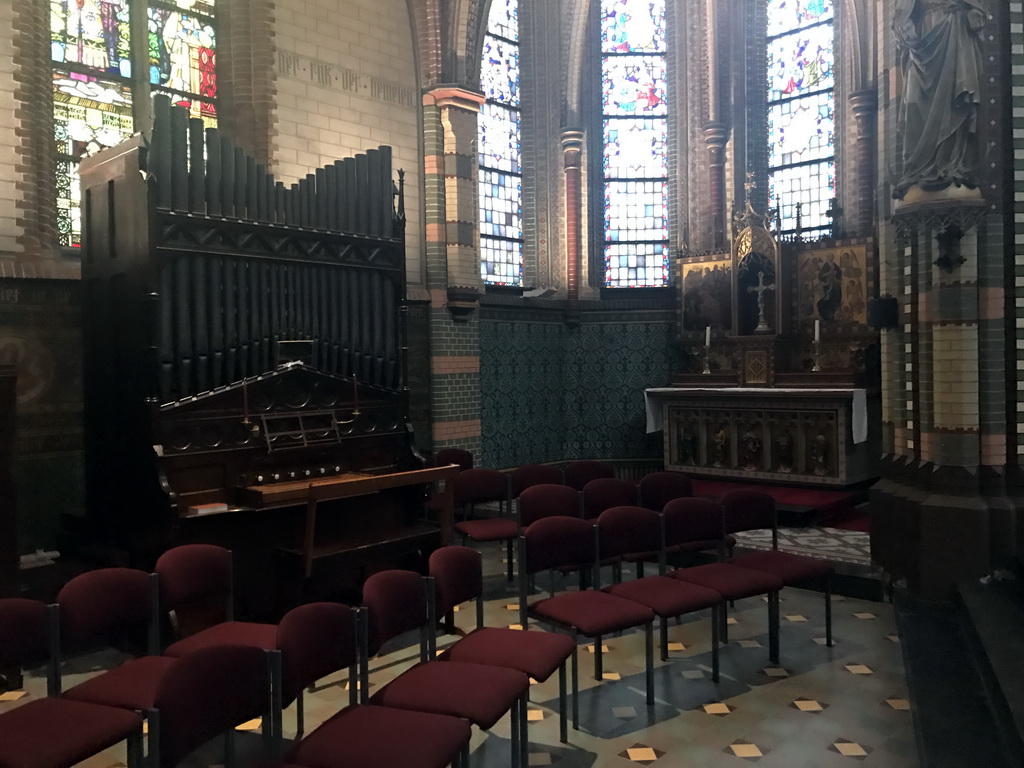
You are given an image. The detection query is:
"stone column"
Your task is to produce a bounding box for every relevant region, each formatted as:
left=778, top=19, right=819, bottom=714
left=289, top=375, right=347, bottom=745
left=703, top=123, right=730, bottom=249
left=849, top=89, right=877, bottom=237
left=561, top=130, right=584, bottom=326
left=420, top=86, right=485, bottom=457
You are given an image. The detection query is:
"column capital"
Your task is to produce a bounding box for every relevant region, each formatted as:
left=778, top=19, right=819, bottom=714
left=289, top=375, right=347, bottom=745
left=423, top=86, right=486, bottom=112
left=561, top=129, right=584, bottom=169
left=702, top=122, right=730, bottom=148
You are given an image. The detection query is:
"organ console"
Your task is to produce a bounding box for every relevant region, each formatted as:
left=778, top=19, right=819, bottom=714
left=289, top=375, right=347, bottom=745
left=79, top=95, right=449, bottom=601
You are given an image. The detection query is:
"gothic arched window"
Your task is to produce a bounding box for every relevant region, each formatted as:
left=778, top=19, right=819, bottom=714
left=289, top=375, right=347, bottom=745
left=478, top=0, right=523, bottom=287
left=766, top=0, right=834, bottom=236
left=51, top=0, right=218, bottom=248
left=601, top=0, right=668, bottom=288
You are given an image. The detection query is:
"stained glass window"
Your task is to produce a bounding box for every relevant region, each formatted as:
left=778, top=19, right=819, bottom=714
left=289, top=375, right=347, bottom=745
left=50, top=0, right=217, bottom=247
left=602, top=0, right=668, bottom=287
left=767, top=0, right=834, bottom=236
left=478, top=0, right=522, bottom=287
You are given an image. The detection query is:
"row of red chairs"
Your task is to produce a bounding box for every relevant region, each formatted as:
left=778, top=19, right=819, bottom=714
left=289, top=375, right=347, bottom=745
left=0, top=546, right=494, bottom=768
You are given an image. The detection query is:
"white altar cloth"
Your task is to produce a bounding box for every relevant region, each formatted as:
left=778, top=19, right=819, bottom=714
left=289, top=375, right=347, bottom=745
left=644, top=387, right=868, bottom=444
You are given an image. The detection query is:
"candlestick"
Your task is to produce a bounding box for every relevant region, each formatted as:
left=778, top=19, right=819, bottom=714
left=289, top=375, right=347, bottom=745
left=242, top=378, right=248, bottom=418
left=814, top=319, right=820, bottom=343
left=352, top=375, right=360, bottom=413
left=705, top=325, right=711, bottom=347
left=812, top=340, right=822, bottom=372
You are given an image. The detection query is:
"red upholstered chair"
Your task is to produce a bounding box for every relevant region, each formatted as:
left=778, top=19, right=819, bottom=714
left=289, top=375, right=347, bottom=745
left=581, top=477, right=640, bottom=520
left=562, top=460, right=614, bottom=491
left=362, top=570, right=532, bottom=768
left=273, top=602, right=363, bottom=740
left=0, top=598, right=145, bottom=768
left=451, top=468, right=517, bottom=582
left=518, top=516, right=656, bottom=724
left=664, top=498, right=784, bottom=663
left=155, top=544, right=278, bottom=657
left=638, top=471, right=694, bottom=511
left=279, top=605, right=472, bottom=768
left=436, top=447, right=474, bottom=472
left=518, top=483, right=581, bottom=529
left=596, top=506, right=723, bottom=673
left=150, top=644, right=272, bottom=767
left=509, top=464, right=563, bottom=498
left=429, top=545, right=578, bottom=743
left=722, top=489, right=835, bottom=646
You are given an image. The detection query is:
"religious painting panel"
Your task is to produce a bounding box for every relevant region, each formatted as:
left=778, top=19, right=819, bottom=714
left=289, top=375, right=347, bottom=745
left=680, top=257, right=731, bottom=332
left=796, top=244, right=868, bottom=325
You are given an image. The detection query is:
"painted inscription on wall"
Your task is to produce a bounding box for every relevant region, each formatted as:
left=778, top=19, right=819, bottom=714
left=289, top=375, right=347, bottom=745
left=276, top=51, right=418, bottom=109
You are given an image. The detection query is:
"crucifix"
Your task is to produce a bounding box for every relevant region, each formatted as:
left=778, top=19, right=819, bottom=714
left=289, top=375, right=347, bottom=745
left=747, top=270, right=776, bottom=333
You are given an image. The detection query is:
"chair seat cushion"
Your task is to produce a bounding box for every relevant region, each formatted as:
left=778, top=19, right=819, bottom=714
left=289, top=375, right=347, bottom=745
left=288, top=704, right=471, bottom=768
left=439, top=627, right=576, bottom=682
left=670, top=563, right=783, bottom=600
left=370, top=660, right=529, bottom=730
left=63, top=655, right=178, bottom=709
left=454, top=518, right=518, bottom=542
left=163, top=620, right=277, bottom=657
left=729, top=549, right=834, bottom=583
left=529, top=590, right=654, bottom=637
left=0, top=697, right=143, bottom=768
left=604, top=575, right=722, bottom=616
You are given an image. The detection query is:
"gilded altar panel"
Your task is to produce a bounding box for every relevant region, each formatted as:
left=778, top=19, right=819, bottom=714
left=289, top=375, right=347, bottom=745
left=796, top=244, right=868, bottom=325
left=680, top=257, right=732, bottom=331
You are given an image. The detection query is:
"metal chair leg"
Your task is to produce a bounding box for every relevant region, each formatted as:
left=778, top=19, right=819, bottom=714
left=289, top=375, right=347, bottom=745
left=510, top=697, right=520, bottom=768
left=711, top=605, right=720, bottom=682
left=721, top=601, right=729, bottom=644
left=825, top=578, right=833, bottom=647
left=659, top=615, right=669, bottom=661
left=146, top=709, right=160, bottom=768
left=519, top=692, right=529, bottom=768
left=126, top=728, right=143, bottom=768
left=224, top=728, right=237, bottom=768
left=507, top=539, right=514, bottom=583
left=558, top=660, right=568, bottom=743
left=594, top=634, right=603, bottom=680
left=645, top=623, right=654, bottom=706
left=571, top=645, right=579, bottom=731
left=768, top=591, right=780, bottom=663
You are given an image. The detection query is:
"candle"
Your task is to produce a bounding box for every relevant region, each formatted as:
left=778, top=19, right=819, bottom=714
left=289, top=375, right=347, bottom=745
left=352, top=376, right=359, bottom=410
left=814, top=319, right=820, bottom=343
left=705, top=325, right=711, bottom=347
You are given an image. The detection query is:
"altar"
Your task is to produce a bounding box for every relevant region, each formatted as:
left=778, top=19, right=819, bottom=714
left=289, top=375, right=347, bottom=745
left=645, top=387, right=879, bottom=487
left=659, top=182, right=880, bottom=488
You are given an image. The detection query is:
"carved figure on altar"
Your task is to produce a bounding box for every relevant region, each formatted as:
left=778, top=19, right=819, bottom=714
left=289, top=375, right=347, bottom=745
left=741, top=428, right=763, bottom=471
left=710, top=426, right=729, bottom=468
left=892, top=0, right=986, bottom=199
left=810, top=432, right=829, bottom=476
left=774, top=431, right=794, bottom=474
left=675, top=422, right=699, bottom=466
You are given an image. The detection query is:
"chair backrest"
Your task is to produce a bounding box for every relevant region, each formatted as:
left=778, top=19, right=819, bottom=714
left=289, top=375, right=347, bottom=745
left=520, top=516, right=596, bottom=576
left=0, top=598, right=51, bottom=668
left=518, top=483, right=581, bottom=528
left=720, top=489, right=777, bottom=535
left=596, top=506, right=662, bottom=561
left=429, top=546, right=482, bottom=617
left=276, top=602, right=358, bottom=707
left=56, top=568, right=156, bottom=654
left=452, top=467, right=509, bottom=506
left=662, top=498, right=726, bottom=548
left=361, top=569, right=428, bottom=657
left=581, top=477, right=639, bottom=519
left=155, top=544, right=233, bottom=615
left=436, top=448, right=474, bottom=472
left=563, top=460, right=615, bottom=491
left=639, top=471, right=694, bottom=511
left=154, top=644, right=270, bottom=768
left=510, top=464, right=563, bottom=498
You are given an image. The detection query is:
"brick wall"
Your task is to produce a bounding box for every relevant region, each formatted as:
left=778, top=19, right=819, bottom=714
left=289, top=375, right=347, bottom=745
left=272, top=0, right=423, bottom=283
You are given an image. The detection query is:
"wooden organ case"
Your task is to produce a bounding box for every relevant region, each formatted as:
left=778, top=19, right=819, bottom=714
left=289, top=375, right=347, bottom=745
left=79, top=95, right=453, bottom=598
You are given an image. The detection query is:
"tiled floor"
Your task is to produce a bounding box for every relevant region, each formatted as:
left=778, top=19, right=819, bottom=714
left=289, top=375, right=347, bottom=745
left=3, top=543, right=916, bottom=768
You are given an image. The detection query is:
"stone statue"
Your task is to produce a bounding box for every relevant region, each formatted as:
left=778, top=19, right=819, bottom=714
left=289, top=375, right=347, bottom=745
left=892, top=0, right=986, bottom=199
left=741, top=428, right=762, bottom=471
left=810, top=433, right=828, bottom=476
left=711, top=426, right=729, bottom=468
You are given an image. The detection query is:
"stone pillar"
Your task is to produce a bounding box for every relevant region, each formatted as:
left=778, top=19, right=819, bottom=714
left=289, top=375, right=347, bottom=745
left=849, top=89, right=877, bottom=237
left=562, top=130, right=584, bottom=327
left=420, top=86, right=484, bottom=457
left=703, top=123, right=730, bottom=249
